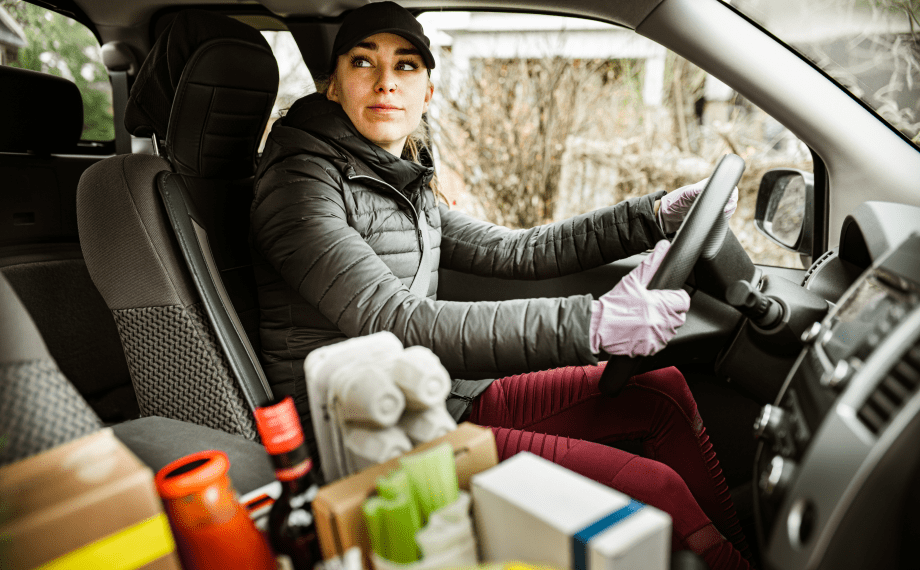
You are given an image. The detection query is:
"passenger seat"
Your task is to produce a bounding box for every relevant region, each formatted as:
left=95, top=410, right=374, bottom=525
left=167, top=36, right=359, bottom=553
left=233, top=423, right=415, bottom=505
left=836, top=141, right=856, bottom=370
left=76, top=10, right=280, bottom=439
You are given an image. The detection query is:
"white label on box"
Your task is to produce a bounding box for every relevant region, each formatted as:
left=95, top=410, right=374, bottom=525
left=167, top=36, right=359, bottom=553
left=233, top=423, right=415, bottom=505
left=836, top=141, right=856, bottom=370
left=572, top=500, right=644, bottom=570
left=472, top=452, right=670, bottom=570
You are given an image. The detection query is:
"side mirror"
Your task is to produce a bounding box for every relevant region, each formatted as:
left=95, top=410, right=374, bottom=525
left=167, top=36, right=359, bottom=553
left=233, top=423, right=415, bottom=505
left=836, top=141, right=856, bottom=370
left=754, top=168, right=814, bottom=256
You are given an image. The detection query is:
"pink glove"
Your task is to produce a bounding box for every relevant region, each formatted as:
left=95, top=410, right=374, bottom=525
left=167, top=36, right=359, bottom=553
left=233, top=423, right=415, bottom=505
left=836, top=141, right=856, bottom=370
left=589, top=240, right=691, bottom=357
left=657, top=178, right=739, bottom=235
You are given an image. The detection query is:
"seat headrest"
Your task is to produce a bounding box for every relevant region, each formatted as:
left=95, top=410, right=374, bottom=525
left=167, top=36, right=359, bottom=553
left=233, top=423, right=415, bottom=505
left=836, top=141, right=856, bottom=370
left=125, top=9, right=279, bottom=178
left=0, top=66, right=83, bottom=154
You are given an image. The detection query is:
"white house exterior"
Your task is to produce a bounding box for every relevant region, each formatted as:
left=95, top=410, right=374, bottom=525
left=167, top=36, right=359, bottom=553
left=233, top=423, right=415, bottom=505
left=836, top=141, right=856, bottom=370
left=420, top=12, right=668, bottom=106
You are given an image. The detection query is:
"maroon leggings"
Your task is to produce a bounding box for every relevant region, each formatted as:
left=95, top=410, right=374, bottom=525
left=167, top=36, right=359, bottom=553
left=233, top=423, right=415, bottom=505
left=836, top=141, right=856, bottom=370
left=468, top=363, right=752, bottom=570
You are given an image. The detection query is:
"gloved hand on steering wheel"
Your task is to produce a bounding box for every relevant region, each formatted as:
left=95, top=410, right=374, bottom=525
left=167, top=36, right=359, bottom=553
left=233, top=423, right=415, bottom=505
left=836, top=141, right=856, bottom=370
left=589, top=240, right=691, bottom=357
left=657, top=178, right=739, bottom=235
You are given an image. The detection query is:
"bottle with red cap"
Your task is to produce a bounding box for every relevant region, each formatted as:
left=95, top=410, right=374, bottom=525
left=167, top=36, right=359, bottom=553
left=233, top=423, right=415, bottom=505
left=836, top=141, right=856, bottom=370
left=154, top=449, right=277, bottom=570
left=254, top=397, right=324, bottom=570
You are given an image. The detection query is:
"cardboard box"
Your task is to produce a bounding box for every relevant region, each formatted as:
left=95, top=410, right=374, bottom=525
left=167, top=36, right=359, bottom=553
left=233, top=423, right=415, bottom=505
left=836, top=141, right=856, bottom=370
left=313, top=422, right=498, bottom=563
left=472, top=452, right=671, bottom=570
left=0, top=428, right=181, bottom=570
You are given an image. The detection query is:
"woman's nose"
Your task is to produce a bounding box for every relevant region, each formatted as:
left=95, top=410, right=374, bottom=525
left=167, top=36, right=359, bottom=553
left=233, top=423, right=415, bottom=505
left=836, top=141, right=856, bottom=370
left=375, top=69, right=397, bottom=93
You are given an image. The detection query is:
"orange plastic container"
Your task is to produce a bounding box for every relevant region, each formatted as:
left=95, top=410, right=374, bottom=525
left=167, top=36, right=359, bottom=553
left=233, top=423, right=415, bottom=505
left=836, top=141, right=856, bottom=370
left=155, top=450, right=277, bottom=570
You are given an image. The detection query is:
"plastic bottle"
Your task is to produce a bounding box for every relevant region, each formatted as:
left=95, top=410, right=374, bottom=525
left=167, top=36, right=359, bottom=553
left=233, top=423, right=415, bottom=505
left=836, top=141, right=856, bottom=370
left=154, top=449, right=277, bottom=570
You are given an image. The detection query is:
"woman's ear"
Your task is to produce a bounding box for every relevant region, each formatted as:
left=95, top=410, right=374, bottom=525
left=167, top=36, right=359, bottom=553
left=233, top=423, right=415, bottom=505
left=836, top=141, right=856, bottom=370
left=326, top=74, right=340, bottom=102
left=422, top=81, right=434, bottom=113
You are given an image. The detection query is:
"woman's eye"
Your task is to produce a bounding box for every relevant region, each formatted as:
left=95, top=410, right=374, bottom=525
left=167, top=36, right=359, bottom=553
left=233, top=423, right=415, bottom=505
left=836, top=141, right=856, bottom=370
left=351, top=57, right=372, bottom=68
left=396, top=61, right=419, bottom=71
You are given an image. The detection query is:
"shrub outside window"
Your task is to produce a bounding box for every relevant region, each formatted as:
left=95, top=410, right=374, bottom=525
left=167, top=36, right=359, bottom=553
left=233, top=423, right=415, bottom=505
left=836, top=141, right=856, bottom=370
left=419, top=11, right=811, bottom=269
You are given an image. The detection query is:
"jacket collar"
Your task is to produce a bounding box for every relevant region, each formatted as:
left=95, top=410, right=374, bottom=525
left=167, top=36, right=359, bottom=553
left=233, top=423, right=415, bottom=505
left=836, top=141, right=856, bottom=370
left=279, top=93, right=433, bottom=196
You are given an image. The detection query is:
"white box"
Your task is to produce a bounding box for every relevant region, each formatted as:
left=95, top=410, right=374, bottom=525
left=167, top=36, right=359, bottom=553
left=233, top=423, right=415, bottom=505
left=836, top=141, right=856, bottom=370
left=471, top=452, right=671, bottom=570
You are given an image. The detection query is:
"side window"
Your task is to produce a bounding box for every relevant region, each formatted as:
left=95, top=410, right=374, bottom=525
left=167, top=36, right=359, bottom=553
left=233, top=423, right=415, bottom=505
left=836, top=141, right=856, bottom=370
left=260, top=30, right=314, bottom=152
left=419, top=11, right=811, bottom=269
left=1, top=0, right=114, bottom=141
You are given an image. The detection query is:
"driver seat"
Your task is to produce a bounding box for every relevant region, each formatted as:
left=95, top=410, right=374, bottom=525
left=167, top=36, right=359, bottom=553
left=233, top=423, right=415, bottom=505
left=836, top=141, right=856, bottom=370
left=76, top=10, right=279, bottom=439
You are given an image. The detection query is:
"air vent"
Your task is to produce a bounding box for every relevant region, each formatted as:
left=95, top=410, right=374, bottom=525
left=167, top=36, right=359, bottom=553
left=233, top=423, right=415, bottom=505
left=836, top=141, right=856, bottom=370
left=857, top=343, right=920, bottom=435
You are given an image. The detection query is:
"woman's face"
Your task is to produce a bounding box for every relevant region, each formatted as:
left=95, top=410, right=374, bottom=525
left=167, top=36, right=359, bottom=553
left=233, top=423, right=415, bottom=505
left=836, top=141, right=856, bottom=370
left=327, top=33, right=434, bottom=157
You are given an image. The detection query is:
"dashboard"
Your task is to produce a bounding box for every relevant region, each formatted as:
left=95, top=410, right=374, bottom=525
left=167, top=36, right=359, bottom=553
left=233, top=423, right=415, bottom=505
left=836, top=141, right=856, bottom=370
left=755, top=221, right=920, bottom=570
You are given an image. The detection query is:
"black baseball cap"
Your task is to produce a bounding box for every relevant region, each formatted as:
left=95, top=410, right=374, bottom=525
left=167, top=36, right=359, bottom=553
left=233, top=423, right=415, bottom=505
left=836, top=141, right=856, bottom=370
left=330, top=2, right=436, bottom=72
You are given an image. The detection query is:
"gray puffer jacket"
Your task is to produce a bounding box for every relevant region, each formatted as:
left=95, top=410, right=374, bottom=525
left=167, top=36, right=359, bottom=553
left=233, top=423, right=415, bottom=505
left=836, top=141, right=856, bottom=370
left=250, top=92, right=666, bottom=424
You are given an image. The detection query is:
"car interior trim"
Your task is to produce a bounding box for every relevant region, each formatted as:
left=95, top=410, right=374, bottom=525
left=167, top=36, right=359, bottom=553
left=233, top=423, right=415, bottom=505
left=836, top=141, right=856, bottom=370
left=758, top=235, right=920, bottom=569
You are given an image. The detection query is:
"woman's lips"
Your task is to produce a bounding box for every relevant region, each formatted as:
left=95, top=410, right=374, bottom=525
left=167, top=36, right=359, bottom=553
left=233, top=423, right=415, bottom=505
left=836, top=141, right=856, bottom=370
left=368, top=104, right=401, bottom=112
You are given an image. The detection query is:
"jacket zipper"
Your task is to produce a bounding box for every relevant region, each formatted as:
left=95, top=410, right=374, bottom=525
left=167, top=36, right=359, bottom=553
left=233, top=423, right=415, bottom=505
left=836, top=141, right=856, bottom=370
left=348, top=173, right=425, bottom=252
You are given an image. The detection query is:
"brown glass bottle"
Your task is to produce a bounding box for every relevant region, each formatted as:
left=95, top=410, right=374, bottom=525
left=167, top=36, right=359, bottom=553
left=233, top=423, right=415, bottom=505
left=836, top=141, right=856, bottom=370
left=254, top=397, right=324, bottom=570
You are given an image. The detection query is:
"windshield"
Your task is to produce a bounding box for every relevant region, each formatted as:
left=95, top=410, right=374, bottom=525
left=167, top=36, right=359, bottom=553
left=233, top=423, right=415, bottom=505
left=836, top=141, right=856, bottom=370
left=730, top=0, right=920, bottom=148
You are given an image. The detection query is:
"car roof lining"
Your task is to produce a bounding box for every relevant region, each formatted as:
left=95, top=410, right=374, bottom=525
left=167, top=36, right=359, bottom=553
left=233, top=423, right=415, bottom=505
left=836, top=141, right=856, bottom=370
left=69, top=0, right=665, bottom=83
left=66, top=0, right=666, bottom=36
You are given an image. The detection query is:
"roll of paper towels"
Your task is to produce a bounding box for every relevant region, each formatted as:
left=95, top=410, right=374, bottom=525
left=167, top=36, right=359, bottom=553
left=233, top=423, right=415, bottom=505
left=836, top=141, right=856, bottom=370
left=392, top=346, right=452, bottom=410
left=344, top=425, right=413, bottom=471
left=333, top=364, right=405, bottom=427
left=399, top=405, right=458, bottom=444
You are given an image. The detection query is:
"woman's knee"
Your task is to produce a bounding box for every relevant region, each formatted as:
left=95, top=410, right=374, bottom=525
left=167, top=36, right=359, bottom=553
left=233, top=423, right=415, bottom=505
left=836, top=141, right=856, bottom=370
left=621, top=457, right=691, bottom=500
left=612, top=458, right=712, bottom=534
left=628, top=366, right=699, bottom=420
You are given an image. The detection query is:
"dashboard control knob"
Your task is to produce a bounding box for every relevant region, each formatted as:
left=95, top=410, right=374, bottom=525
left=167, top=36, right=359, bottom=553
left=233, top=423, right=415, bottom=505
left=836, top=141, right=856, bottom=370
left=754, top=404, right=789, bottom=441
left=760, top=455, right=797, bottom=500
left=821, top=360, right=854, bottom=389
left=727, top=280, right=783, bottom=328
left=801, top=322, right=823, bottom=344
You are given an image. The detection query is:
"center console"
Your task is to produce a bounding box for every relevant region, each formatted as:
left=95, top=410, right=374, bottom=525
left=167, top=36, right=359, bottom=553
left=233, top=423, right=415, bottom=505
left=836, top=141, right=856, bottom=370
left=755, top=233, right=920, bottom=570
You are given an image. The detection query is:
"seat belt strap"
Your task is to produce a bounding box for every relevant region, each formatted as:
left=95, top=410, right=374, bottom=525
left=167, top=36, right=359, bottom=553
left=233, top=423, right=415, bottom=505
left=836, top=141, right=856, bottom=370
left=408, top=208, right=432, bottom=297
left=110, top=70, right=131, bottom=155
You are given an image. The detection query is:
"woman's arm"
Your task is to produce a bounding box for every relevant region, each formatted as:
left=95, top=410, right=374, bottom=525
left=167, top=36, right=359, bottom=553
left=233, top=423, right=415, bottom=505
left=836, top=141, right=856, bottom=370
left=251, top=155, right=598, bottom=379
left=438, top=190, right=666, bottom=279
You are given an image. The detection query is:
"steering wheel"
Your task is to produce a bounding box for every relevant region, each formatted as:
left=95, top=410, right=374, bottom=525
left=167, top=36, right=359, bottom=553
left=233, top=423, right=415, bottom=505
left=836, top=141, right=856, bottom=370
left=598, top=154, right=746, bottom=397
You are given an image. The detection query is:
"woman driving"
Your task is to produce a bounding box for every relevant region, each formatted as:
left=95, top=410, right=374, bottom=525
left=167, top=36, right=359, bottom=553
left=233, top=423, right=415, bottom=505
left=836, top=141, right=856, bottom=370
left=250, top=3, right=749, bottom=568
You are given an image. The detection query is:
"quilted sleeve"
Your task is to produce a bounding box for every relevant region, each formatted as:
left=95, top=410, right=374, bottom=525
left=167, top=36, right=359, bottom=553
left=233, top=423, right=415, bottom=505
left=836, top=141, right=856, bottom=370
left=251, top=155, right=598, bottom=379
left=438, top=190, right=667, bottom=279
